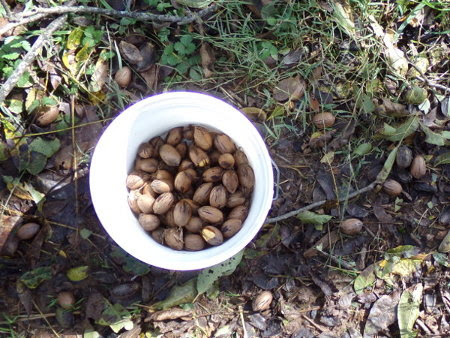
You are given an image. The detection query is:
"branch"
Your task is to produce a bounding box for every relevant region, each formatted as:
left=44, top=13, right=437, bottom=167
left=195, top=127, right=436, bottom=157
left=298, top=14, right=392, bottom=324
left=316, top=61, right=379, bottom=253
left=266, top=181, right=377, bottom=223
left=17, top=4, right=218, bottom=25
left=0, top=0, right=12, bottom=17
left=404, top=54, right=450, bottom=93
left=0, top=13, right=48, bottom=37
left=0, top=14, right=68, bottom=103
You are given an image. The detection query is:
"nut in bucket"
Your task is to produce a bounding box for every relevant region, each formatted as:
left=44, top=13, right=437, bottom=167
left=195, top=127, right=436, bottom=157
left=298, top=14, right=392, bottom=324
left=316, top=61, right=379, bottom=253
left=90, top=92, right=273, bottom=270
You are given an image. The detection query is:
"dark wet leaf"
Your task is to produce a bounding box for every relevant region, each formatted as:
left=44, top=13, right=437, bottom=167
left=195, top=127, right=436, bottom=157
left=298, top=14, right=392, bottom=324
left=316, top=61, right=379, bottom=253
left=438, top=230, right=450, bottom=253
left=346, top=204, right=369, bottom=218
left=16, top=281, right=32, bottom=314
left=364, top=291, right=401, bottom=336
left=20, top=266, right=52, bottom=289
left=273, top=76, right=306, bottom=102
left=249, top=313, right=267, bottom=330
left=97, top=302, right=133, bottom=333
left=435, top=152, right=450, bottom=166
left=304, top=230, right=340, bottom=258
left=110, top=246, right=150, bottom=276
left=251, top=273, right=279, bottom=290
left=329, top=119, right=356, bottom=150
left=378, top=98, right=408, bottom=117
left=56, top=307, right=74, bottom=328
left=86, top=292, right=107, bottom=320
left=280, top=49, right=302, bottom=67
left=316, top=171, right=336, bottom=200
left=119, top=40, right=143, bottom=64
left=136, top=42, right=155, bottom=72
left=309, top=130, right=336, bottom=148
left=151, top=278, right=197, bottom=310
left=197, top=250, right=243, bottom=295
left=373, top=203, right=394, bottom=223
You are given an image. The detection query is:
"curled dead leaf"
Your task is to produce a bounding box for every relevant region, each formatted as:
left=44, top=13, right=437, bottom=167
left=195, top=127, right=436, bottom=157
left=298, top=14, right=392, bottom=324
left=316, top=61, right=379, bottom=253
left=273, top=76, right=306, bottom=102
left=136, top=42, right=155, bottom=72
left=200, top=42, right=215, bottom=78
left=119, top=40, right=143, bottom=64
left=241, top=107, right=267, bottom=122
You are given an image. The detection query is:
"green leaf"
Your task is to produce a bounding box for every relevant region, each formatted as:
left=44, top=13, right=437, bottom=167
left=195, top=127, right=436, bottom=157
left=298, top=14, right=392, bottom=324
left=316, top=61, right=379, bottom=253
left=20, top=267, right=52, bottom=289
left=386, top=245, right=418, bottom=258
left=152, top=278, right=197, bottom=310
left=66, top=27, right=84, bottom=50
left=180, top=35, right=193, bottom=46
left=41, top=97, right=58, bottom=106
left=435, top=152, right=450, bottom=166
left=421, top=123, right=450, bottom=146
left=83, top=330, right=101, bottom=338
left=189, top=67, right=202, bottom=81
left=7, top=99, right=23, bottom=114
left=354, top=143, right=372, bottom=156
left=2, top=52, right=20, bottom=60
left=0, top=142, right=9, bottom=161
left=17, top=71, right=32, bottom=88
left=433, top=252, right=449, bottom=267
left=331, top=1, right=355, bottom=37
left=379, top=116, right=420, bottom=142
left=76, top=44, right=92, bottom=62
left=120, top=17, right=137, bottom=26
left=398, top=284, right=423, bottom=338
left=97, top=303, right=133, bottom=333
left=66, top=266, right=89, bottom=281
left=175, top=61, right=189, bottom=74
left=26, top=152, right=48, bottom=175
left=354, top=264, right=376, bottom=294
left=29, top=137, right=61, bottom=158
left=376, top=146, right=398, bottom=183
left=297, top=211, right=332, bottom=230
left=80, top=228, right=92, bottom=239
left=361, top=94, right=376, bottom=114
left=110, top=246, right=150, bottom=276
left=197, top=250, right=244, bottom=295
left=174, top=42, right=186, bottom=55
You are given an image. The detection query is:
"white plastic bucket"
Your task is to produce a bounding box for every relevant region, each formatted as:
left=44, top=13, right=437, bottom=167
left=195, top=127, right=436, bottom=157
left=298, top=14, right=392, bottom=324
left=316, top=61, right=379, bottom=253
left=89, top=92, right=273, bottom=271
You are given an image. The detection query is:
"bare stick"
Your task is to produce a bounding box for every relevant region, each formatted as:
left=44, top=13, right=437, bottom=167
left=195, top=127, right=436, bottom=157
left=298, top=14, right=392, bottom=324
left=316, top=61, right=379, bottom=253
left=0, top=14, right=68, bottom=103
left=0, top=13, right=48, bottom=37
left=0, top=0, right=11, bottom=17
left=405, top=54, right=450, bottom=93
left=18, top=4, right=218, bottom=24
left=266, top=182, right=376, bottom=223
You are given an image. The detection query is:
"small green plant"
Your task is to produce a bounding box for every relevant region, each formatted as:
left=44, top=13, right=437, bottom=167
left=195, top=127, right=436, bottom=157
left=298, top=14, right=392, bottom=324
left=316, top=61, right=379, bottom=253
left=160, top=35, right=200, bottom=75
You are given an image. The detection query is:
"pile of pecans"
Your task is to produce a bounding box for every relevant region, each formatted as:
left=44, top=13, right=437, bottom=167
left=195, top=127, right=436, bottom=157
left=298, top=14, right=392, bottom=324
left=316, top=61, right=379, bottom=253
left=126, top=125, right=255, bottom=251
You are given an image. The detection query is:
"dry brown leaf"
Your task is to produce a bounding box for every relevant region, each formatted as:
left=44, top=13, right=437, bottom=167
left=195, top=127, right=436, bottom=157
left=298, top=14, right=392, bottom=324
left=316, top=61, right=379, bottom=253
left=241, top=107, right=267, bottom=122
left=377, top=98, right=408, bottom=117
left=273, top=76, right=306, bottom=102
left=304, top=230, right=340, bottom=257
left=119, top=40, right=143, bottom=64
left=200, top=42, right=215, bottom=78
left=149, top=308, right=191, bottom=321
left=140, top=64, right=159, bottom=91
left=0, top=215, right=21, bottom=253
left=136, top=42, right=155, bottom=72
left=91, top=58, right=109, bottom=92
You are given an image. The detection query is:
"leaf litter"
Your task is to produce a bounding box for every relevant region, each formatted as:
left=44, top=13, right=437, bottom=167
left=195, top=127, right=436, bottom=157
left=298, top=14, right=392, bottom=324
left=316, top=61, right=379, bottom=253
left=1, top=1, right=450, bottom=337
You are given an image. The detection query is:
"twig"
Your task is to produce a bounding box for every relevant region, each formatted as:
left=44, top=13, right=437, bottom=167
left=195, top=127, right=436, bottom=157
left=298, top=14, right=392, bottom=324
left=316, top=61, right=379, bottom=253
left=17, top=4, right=218, bottom=25
left=0, top=0, right=11, bottom=17
left=266, top=182, right=376, bottom=223
left=0, top=13, right=48, bottom=37
left=0, top=13, right=68, bottom=103
left=415, top=76, right=450, bottom=92
left=404, top=54, right=450, bottom=92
